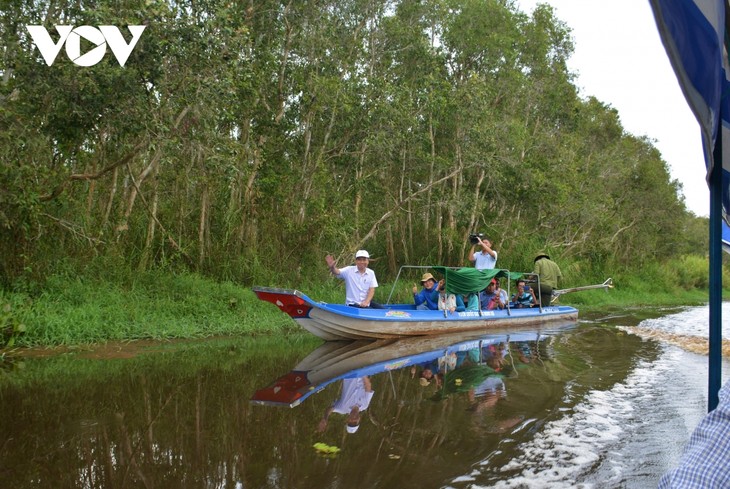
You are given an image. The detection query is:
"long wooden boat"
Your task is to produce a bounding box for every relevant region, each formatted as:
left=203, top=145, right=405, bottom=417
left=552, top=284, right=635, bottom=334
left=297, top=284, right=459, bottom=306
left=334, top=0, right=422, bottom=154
left=252, top=286, right=578, bottom=341
left=251, top=325, right=575, bottom=407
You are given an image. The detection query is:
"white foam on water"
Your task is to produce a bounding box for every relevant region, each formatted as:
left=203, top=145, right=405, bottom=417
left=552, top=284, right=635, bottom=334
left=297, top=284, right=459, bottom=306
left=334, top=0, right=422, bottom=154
left=638, top=303, right=730, bottom=339
left=456, top=305, right=730, bottom=488
left=461, top=351, right=682, bottom=488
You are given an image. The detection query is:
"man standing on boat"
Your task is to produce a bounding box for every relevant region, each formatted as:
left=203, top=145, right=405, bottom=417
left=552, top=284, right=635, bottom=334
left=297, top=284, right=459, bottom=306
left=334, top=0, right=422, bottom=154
left=325, top=250, right=383, bottom=308
left=531, top=251, right=562, bottom=307
left=468, top=235, right=497, bottom=270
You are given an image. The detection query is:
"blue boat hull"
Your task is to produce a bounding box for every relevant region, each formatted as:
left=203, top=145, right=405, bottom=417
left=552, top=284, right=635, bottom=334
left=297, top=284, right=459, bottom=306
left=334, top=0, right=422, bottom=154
left=253, top=287, right=579, bottom=341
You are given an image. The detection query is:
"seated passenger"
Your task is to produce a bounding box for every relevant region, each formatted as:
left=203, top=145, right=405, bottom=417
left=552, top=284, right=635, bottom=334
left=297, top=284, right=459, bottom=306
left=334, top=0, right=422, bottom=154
left=479, top=279, right=505, bottom=310
left=412, top=273, right=439, bottom=310
left=435, top=280, right=479, bottom=313
left=463, top=293, right=479, bottom=311
left=495, top=279, right=509, bottom=306
left=436, top=279, right=460, bottom=313
left=511, top=279, right=537, bottom=308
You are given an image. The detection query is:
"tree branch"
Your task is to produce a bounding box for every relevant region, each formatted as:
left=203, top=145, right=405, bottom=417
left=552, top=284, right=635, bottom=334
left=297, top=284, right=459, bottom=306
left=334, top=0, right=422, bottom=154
left=125, top=162, right=194, bottom=268
left=40, top=106, right=192, bottom=202
left=348, top=167, right=464, bottom=257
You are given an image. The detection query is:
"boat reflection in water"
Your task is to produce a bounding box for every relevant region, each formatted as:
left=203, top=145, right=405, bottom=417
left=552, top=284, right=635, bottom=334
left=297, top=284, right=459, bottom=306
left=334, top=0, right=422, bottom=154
left=251, top=324, right=574, bottom=437
left=248, top=320, right=666, bottom=488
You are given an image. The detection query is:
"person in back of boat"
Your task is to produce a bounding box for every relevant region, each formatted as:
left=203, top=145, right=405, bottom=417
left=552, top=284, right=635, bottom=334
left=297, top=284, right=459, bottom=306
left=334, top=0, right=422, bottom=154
left=317, top=376, right=374, bottom=434
left=511, top=279, right=537, bottom=308
left=325, top=250, right=383, bottom=308
left=412, top=272, right=439, bottom=310
left=531, top=251, right=562, bottom=307
left=468, top=235, right=498, bottom=270
left=479, top=279, right=504, bottom=310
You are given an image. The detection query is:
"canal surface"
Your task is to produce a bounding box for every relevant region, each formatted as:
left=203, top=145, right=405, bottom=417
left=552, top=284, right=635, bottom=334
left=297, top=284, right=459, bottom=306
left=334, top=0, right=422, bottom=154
left=1, top=304, right=728, bottom=488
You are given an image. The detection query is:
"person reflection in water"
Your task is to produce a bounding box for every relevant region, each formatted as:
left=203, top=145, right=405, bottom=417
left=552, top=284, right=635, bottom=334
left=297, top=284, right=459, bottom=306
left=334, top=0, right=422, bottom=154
left=317, top=376, right=374, bottom=434
left=467, top=375, right=506, bottom=412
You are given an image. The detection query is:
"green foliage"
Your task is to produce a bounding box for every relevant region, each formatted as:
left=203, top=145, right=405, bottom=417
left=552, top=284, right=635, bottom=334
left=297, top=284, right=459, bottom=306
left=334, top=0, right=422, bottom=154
left=2, top=270, right=300, bottom=347
left=561, top=254, right=730, bottom=309
left=0, top=0, right=716, bottom=306
left=0, top=297, right=27, bottom=348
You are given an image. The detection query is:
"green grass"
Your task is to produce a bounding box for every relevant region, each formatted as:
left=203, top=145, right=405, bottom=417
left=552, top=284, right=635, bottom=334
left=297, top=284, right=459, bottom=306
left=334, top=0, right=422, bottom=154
left=1, top=271, right=300, bottom=347
left=1, top=253, right=729, bottom=348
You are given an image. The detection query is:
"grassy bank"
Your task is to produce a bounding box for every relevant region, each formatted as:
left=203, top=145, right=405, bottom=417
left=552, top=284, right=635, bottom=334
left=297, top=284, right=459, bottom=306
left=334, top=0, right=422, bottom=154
left=0, top=272, right=301, bottom=348
left=1, top=255, right=728, bottom=348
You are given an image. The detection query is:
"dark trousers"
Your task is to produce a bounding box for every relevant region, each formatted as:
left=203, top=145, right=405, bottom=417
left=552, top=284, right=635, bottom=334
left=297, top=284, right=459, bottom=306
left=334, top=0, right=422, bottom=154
left=348, top=301, right=385, bottom=309
left=538, top=284, right=553, bottom=307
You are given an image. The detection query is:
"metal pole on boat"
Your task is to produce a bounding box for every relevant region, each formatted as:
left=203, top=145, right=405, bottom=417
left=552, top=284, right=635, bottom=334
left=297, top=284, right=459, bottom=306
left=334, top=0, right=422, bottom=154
left=386, top=266, right=407, bottom=305
left=708, top=133, right=723, bottom=412
left=504, top=271, right=511, bottom=316
left=551, top=278, right=613, bottom=300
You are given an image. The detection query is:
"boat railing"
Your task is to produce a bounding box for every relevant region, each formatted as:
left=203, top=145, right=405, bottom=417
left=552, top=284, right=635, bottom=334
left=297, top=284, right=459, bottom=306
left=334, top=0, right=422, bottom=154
left=385, top=265, right=463, bottom=305
left=386, top=265, right=550, bottom=315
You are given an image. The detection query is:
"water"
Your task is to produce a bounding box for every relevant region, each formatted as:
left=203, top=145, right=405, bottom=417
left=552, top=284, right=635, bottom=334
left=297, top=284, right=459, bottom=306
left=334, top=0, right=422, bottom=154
left=0, top=304, right=728, bottom=488
left=457, top=305, right=730, bottom=489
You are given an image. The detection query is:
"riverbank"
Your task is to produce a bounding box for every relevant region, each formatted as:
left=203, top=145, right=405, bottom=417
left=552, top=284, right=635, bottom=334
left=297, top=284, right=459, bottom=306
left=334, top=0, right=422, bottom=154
left=1, top=267, right=726, bottom=349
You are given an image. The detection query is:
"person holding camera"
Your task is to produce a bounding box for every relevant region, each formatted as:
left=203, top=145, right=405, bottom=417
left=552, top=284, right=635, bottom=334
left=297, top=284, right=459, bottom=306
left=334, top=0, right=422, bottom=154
left=511, top=279, right=537, bottom=308
left=468, top=234, right=498, bottom=270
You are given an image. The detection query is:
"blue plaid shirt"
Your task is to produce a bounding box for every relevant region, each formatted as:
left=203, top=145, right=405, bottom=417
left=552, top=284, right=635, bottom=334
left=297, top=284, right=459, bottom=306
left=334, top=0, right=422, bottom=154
left=658, top=380, right=730, bottom=488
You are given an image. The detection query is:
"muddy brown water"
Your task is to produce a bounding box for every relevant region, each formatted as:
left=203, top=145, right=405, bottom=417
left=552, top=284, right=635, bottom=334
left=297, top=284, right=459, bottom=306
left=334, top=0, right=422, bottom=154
left=0, top=305, right=728, bottom=489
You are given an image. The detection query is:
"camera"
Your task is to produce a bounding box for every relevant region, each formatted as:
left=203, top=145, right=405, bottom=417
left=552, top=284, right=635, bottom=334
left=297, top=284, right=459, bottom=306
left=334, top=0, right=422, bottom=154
left=469, top=233, right=484, bottom=245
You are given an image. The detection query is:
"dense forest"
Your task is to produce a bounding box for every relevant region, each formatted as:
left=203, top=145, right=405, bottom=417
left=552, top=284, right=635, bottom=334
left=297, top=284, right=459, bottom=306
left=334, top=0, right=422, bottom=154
left=0, top=0, right=709, bottom=290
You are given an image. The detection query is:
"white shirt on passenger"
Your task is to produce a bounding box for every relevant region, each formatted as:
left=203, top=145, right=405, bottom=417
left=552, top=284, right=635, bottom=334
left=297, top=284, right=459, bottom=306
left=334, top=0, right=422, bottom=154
left=336, top=265, right=378, bottom=305
left=473, top=251, right=497, bottom=270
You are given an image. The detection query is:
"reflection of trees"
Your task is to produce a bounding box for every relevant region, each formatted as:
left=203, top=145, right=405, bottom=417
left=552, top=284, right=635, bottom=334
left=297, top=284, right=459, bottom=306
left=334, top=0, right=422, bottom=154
left=0, top=337, right=321, bottom=488
left=0, top=328, right=657, bottom=488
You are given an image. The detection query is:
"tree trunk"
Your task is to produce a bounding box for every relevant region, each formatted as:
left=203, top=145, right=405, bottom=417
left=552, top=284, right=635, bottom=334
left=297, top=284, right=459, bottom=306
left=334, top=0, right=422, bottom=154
left=138, top=165, right=159, bottom=271
left=198, top=181, right=209, bottom=271
left=100, top=166, right=118, bottom=233
left=238, top=134, right=266, bottom=246
left=116, top=149, right=162, bottom=236
left=386, top=223, right=397, bottom=276
left=426, top=113, right=437, bottom=247
left=353, top=143, right=367, bottom=242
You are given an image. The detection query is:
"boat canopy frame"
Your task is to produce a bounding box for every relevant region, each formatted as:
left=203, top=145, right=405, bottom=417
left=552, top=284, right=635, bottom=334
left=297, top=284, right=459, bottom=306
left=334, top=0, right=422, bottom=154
left=384, top=265, right=547, bottom=315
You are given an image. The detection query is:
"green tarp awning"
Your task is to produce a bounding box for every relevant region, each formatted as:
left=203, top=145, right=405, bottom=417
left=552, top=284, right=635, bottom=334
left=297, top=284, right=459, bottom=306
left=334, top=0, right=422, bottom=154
left=432, top=267, right=524, bottom=295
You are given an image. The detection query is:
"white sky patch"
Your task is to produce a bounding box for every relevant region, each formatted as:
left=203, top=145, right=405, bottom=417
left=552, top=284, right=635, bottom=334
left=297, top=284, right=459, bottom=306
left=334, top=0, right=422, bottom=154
left=516, top=0, right=709, bottom=217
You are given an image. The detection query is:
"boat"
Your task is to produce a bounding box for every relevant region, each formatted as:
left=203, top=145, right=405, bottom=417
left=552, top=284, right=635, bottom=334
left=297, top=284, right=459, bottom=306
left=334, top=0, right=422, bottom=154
left=250, top=325, right=574, bottom=408
left=253, top=267, right=587, bottom=341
